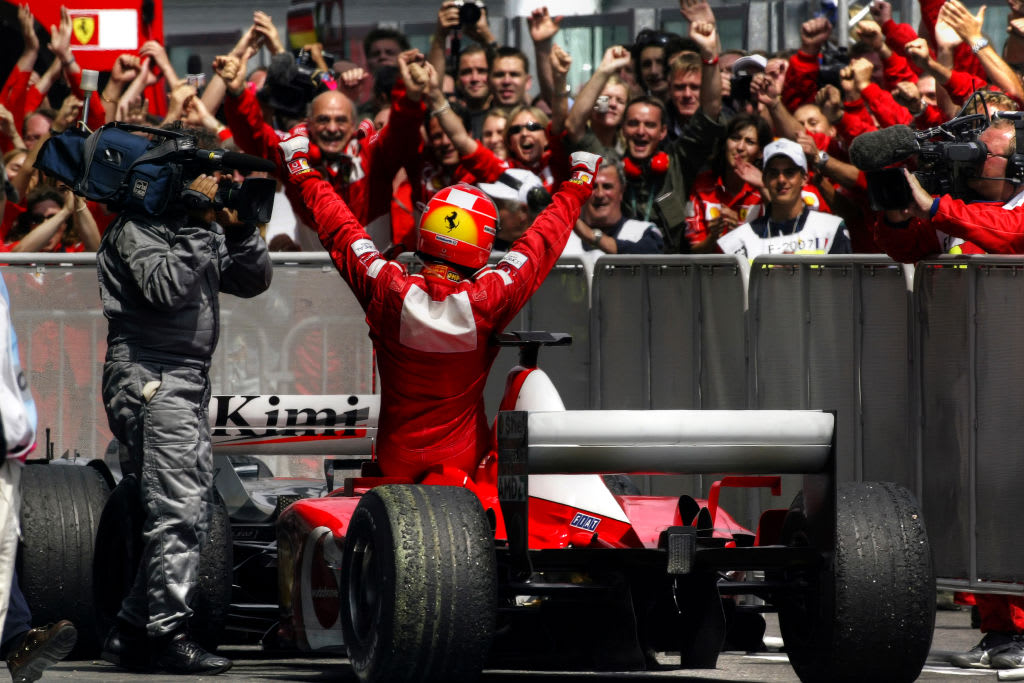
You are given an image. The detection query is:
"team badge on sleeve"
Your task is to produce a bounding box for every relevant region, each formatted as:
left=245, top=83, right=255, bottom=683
left=500, top=251, right=528, bottom=270
left=288, top=158, right=312, bottom=174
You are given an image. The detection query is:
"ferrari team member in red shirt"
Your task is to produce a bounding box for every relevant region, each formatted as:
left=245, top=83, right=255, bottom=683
left=277, top=127, right=600, bottom=479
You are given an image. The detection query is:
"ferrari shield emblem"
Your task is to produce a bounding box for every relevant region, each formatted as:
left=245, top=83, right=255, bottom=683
left=73, top=16, right=96, bottom=45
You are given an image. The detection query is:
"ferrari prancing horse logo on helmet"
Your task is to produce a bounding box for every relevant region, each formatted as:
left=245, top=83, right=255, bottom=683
left=444, top=211, right=459, bottom=232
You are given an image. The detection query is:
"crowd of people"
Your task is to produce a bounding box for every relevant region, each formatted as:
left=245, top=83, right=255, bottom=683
left=6, top=0, right=1024, bottom=261
left=3, top=0, right=1024, bottom=676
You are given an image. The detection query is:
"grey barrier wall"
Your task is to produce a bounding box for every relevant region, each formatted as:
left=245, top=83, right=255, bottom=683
left=917, top=257, right=1024, bottom=591
left=481, top=256, right=592, bottom=414
left=748, top=257, right=917, bottom=501
left=3, top=254, right=374, bottom=480
left=745, top=256, right=915, bottom=524
left=589, top=255, right=752, bottom=515
left=8, top=252, right=1024, bottom=590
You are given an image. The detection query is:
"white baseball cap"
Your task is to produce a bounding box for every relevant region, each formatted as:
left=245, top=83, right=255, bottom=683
left=731, top=54, right=767, bottom=75
left=762, top=138, right=808, bottom=173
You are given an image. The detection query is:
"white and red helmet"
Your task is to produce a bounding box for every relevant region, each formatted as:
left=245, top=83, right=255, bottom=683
left=417, top=183, right=498, bottom=271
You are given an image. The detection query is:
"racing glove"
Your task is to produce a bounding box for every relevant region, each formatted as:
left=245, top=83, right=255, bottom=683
left=286, top=122, right=322, bottom=166
left=568, top=151, right=603, bottom=188
left=278, top=135, right=322, bottom=183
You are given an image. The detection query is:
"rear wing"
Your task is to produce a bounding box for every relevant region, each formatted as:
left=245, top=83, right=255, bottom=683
left=496, top=409, right=837, bottom=578
left=210, top=394, right=379, bottom=456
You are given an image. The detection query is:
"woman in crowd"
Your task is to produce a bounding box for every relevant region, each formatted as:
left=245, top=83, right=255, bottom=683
left=481, top=107, right=510, bottom=160
left=4, top=185, right=100, bottom=253
left=504, top=105, right=559, bottom=190
left=686, top=113, right=772, bottom=252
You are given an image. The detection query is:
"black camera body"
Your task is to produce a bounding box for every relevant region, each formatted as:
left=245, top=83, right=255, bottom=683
left=35, top=123, right=276, bottom=223
left=863, top=111, right=1006, bottom=210
left=452, top=0, right=485, bottom=27
left=817, top=44, right=851, bottom=89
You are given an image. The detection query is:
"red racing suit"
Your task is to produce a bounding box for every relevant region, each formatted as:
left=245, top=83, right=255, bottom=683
left=295, top=174, right=591, bottom=479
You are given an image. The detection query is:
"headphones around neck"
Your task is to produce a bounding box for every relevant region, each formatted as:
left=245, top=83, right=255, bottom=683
left=623, top=151, right=669, bottom=179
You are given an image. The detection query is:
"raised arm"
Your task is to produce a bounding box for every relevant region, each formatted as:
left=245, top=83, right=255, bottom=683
left=419, top=52, right=479, bottom=157
left=527, top=7, right=563, bottom=109
left=139, top=39, right=182, bottom=91
left=202, top=19, right=261, bottom=114
left=753, top=71, right=803, bottom=140
left=428, top=2, right=461, bottom=80
left=689, top=18, right=722, bottom=119
left=71, top=194, right=101, bottom=251
left=12, top=187, right=74, bottom=253
left=15, top=5, right=39, bottom=77
left=565, top=45, right=631, bottom=142
left=548, top=44, right=571, bottom=136
left=940, top=0, right=1024, bottom=102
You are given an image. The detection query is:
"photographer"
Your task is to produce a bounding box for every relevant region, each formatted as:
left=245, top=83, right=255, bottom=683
left=564, top=45, right=632, bottom=157
left=97, top=163, right=271, bottom=674
left=870, top=117, right=1023, bottom=261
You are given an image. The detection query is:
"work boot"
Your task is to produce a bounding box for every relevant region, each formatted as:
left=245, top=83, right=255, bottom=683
left=6, top=620, right=77, bottom=683
left=950, top=631, right=1018, bottom=668
left=152, top=631, right=232, bottom=675
left=101, top=619, right=150, bottom=672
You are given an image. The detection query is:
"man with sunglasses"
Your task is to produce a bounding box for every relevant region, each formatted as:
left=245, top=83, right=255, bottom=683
left=717, top=138, right=850, bottom=258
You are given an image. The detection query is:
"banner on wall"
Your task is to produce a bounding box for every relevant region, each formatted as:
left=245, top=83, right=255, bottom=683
left=31, top=1, right=164, bottom=72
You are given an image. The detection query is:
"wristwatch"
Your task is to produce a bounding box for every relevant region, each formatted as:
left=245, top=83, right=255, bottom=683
left=590, top=229, right=604, bottom=246
left=971, top=37, right=990, bottom=54
left=816, top=150, right=830, bottom=170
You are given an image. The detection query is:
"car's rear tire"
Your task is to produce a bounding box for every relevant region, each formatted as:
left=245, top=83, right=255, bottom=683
left=18, top=463, right=111, bottom=657
left=93, top=475, right=232, bottom=651
left=340, top=485, right=496, bottom=682
left=778, top=481, right=935, bottom=683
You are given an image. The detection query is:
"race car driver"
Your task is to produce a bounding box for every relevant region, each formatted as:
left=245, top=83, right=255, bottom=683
left=277, top=134, right=600, bottom=479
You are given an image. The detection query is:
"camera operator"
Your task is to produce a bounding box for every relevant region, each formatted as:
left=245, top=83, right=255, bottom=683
left=870, top=115, right=1024, bottom=672
left=97, top=157, right=272, bottom=674
left=871, top=118, right=1024, bottom=260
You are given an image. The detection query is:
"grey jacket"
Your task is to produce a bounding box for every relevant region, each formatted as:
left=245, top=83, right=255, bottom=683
left=97, top=211, right=272, bottom=366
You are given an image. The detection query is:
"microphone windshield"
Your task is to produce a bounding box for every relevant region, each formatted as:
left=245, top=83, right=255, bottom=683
left=849, top=125, right=919, bottom=171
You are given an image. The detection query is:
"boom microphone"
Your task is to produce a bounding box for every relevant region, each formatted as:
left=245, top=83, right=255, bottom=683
left=849, top=125, right=920, bottom=171
left=193, top=149, right=277, bottom=174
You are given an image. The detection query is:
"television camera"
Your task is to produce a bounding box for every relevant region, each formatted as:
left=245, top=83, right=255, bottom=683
left=35, top=122, right=276, bottom=223
left=850, top=96, right=1024, bottom=210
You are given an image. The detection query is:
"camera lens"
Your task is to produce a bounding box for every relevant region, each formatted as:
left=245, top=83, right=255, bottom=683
left=459, top=2, right=482, bottom=26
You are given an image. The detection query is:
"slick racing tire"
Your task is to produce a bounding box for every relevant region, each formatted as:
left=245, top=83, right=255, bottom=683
left=340, top=485, right=497, bottom=683
left=777, top=482, right=935, bottom=683
left=18, top=463, right=111, bottom=657
left=93, top=475, right=232, bottom=652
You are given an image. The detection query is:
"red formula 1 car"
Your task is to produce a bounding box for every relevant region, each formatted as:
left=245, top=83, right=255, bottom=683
left=19, top=332, right=934, bottom=683
left=264, top=332, right=936, bottom=683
